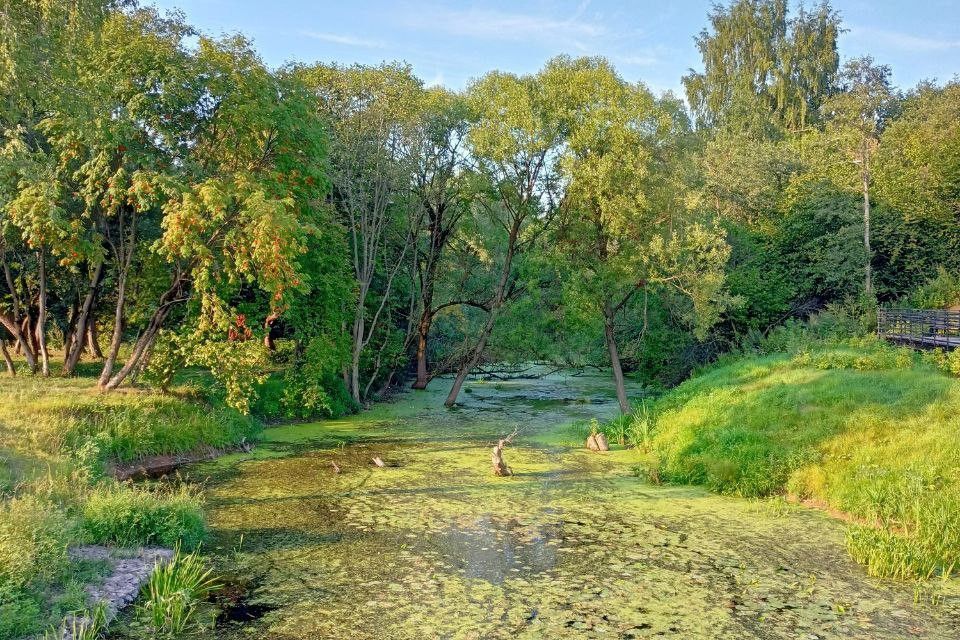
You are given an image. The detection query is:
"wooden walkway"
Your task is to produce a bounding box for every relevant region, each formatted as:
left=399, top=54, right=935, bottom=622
left=877, top=308, right=960, bottom=349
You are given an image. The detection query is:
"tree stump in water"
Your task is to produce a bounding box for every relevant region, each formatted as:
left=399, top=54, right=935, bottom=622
left=491, top=428, right=519, bottom=476
left=586, top=432, right=609, bottom=452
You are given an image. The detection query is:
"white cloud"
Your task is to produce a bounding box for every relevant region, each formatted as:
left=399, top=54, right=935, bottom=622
left=615, top=53, right=659, bottom=67
left=848, top=26, right=960, bottom=53
left=403, top=3, right=604, bottom=43
left=301, top=31, right=386, bottom=48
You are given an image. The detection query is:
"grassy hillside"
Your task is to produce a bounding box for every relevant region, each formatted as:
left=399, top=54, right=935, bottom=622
left=0, top=368, right=259, bottom=639
left=634, top=337, right=960, bottom=580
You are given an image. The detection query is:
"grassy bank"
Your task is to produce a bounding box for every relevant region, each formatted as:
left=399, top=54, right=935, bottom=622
left=620, top=337, right=960, bottom=580
left=0, top=366, right=259, bottom=639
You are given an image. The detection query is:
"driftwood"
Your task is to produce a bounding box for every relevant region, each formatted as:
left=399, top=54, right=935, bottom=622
left=491, top=427, right=519, bottom=476
left=586, top=432, right=609, bottom=452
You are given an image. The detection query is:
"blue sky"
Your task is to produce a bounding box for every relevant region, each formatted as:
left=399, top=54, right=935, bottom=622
left=148, top=0, right=960, bottom=95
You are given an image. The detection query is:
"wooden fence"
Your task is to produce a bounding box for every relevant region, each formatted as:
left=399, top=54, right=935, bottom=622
left=877, top=308, right=960, bottom=349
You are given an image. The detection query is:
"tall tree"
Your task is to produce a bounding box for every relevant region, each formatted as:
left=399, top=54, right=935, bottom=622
left=873, top=81, right=960, bottom=294
left=302, top=63, right=423, bottom=403
left=819, top=57, right=897, bottom=297
left=549, top=57, right=731, bottom=412
left=409, top=89, right=473, bottom=390
left=443, top=67, right=566, bottom=407
left=683, top=0, right=840, bottom=133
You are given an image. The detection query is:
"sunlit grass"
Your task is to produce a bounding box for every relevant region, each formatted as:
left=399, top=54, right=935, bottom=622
left=638, top=337, right=960, bottom=579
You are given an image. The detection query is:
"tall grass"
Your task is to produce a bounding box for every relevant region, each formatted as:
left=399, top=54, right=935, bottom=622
left=81, top=483, right=205, bottom=548
left=0, top=368, right=257, bottom=638
left=138, top=548, right=220, bottom=636
left=630, top=337, right=960, bottom=579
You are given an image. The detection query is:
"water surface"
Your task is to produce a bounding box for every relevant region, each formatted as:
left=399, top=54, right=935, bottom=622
left=188, top=372, right=960, bottom=639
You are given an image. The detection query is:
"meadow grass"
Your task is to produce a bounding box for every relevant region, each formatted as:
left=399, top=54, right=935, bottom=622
left=633, top=337, right=960, bottom=579
left=0, top=363, right=259, bottom=639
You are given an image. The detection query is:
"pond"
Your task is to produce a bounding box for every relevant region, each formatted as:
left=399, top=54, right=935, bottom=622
left=182, top=371, right=960, bottom=639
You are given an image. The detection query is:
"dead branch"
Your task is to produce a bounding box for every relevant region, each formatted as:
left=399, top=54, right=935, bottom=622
left=491, top=427, right=520, bottom=476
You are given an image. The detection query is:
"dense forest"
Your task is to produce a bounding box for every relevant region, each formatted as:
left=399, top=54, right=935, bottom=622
left=3, top=0, right=957, bottom=416
left=2, top=1, right=960, bottom=637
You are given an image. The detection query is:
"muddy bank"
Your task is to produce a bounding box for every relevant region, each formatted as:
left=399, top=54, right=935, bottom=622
left=109, top=441, right=253, bottom=481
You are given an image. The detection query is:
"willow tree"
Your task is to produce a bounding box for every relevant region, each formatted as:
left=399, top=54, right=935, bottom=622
left=443, top=67, right=566, bottom=407
left=683, top=0, right=840, bottom=133
left=549, top=57, right=731, bottom=413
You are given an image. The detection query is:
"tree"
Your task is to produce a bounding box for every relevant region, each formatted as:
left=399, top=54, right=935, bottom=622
left=873, top=81, right=960, bottom=294
left=819, top=57, right=897, bottom=297
left=549, top=57, right=731, bottom=412
left=683, top=0, right=841, bottom=133
left=443, top=66, right=566, bottom=407
left=409, top=89, right=474, bottom=389
left=302, top=63, right=423, bottom=403
left=0, top=0, right=115, bottom=375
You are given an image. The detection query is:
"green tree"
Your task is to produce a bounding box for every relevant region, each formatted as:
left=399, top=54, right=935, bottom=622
left=683, top=0, right=840, bottom=132
left=443, top=66, right=566, bottom=407
left=818, top=57, right=898, bottom=297
left=301, top=63, right=424, bottom=403
left=549, top=57, right=731, bottom=412
left=409, top=89, right=474, bottom=390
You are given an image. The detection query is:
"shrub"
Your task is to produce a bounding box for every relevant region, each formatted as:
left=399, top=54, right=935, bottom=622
left=907, top=267, right=960, bottom=309
left=0, top=496, right=70, bottom=592
left=81, top=484, right=205, bottom=548
left=137, top=548, right=219, bottom=637
left=925, top=348, right=960, bottom=377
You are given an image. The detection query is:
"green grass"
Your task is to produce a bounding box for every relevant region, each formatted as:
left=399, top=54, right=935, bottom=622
left=81, top=484, right=206, bottom=548
left=0, top=361, right=260, bottom=639
left=635, top=337, right=960, bottom=579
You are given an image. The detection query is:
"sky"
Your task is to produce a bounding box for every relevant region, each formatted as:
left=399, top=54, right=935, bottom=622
left=147, top=0, right=960, bottom=95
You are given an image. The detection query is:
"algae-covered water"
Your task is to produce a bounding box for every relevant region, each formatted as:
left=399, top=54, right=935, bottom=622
left=185, top=372, right=960, bottom=639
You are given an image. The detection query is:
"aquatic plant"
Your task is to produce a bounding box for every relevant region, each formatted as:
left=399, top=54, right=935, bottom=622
left=137, top=547, right=220, bottom=637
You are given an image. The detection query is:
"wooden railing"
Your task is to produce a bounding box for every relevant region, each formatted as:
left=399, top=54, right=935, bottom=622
left=877, top=308, right=960, bottom=349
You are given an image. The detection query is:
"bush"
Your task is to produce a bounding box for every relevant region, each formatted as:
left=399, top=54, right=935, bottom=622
left=0, top=496, right=70, bottom=592
left=907, top=267, right=960, bottom=309
left=81, top=484, right=205, bottom=548
left=0, top=590, right=43, bottom=639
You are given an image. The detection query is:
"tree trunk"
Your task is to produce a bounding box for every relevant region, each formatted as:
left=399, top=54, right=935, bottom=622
left=263, top=311, right=279, bottom=351
left=98, top=267, right=128, bottom=388
left=64, top=260, right=104, bottom=376
left=63, top=297, right=80, bottom=362
left=102, top=277, right=182, bottom=391
left=444, top=220, right=520, bottom=408
left=36, top=250, right=50, bottom=376
left=0, top=314, right=35, bottom=373
left=603, top=304, right=630, bottom=414
left=0, top=339, right=14, bottom=376
left=861, top=145, right=872, bottom=297
left=87, top=321, right=103, bottom=358
left=349, top=310, right=363, bottom=404
left=411, top=309, right=433, bottom=390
